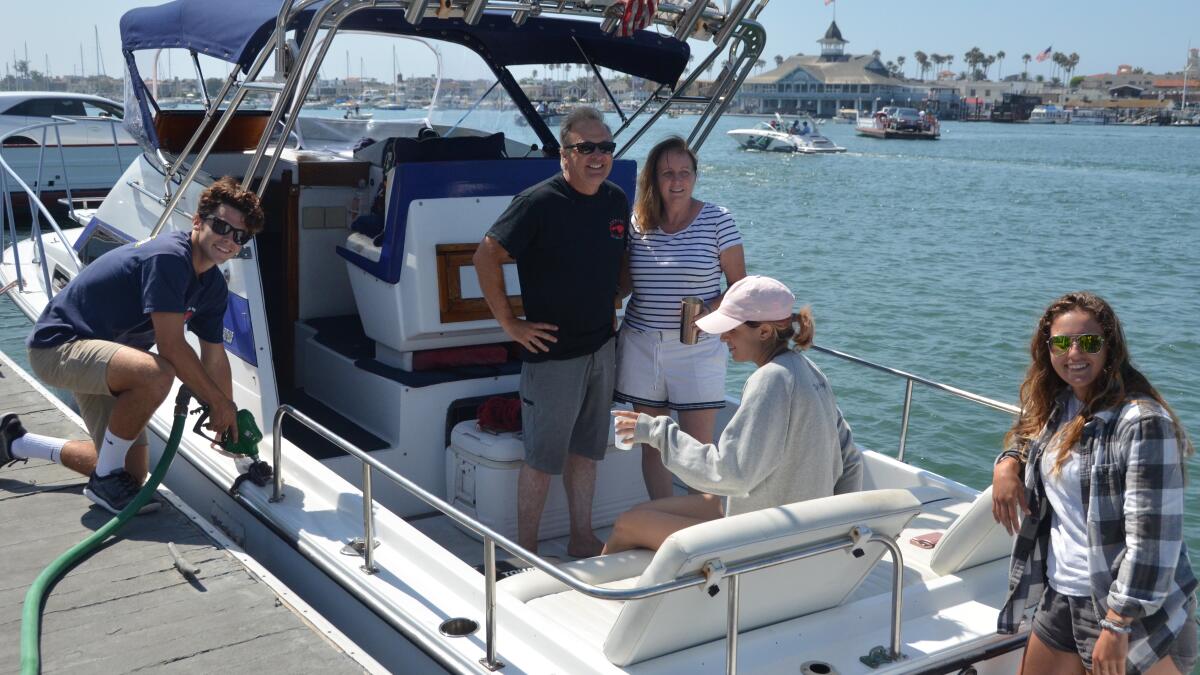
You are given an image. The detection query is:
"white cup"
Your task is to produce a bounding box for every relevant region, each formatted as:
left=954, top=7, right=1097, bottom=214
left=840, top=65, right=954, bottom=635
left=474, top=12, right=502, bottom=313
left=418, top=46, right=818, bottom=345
left=613, top=415, right=634, bottom=451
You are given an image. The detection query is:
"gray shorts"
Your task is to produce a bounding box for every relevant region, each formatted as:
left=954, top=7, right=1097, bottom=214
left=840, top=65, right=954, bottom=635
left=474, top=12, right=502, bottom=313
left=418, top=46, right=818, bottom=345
left=519, top=338, right=615, bottom=475
left=28, top=340, right=150, bottom=448
left=1032, top=585, right=1199, bottom=673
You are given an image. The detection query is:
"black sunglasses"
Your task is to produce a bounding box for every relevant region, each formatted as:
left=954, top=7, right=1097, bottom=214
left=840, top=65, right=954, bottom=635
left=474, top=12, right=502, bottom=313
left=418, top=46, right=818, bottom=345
left=564, top=140, right=617, bottom=155
left=206, top=216, right=253, bottom=245
left=1048, top=333, right=1105, bottom=355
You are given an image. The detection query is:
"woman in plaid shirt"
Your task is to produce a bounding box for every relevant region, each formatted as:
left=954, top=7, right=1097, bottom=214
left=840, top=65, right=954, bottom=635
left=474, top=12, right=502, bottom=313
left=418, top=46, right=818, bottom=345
left=992, top=292, right=1197, bottom=675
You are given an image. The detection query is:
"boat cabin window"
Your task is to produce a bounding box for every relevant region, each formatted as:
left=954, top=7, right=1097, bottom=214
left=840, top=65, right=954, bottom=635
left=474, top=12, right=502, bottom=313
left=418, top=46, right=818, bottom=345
left=81, top=100, right=123, bottom=119
left=77, top=226, right=131, bottom=265
left=4, top=98, right=86, bottom=118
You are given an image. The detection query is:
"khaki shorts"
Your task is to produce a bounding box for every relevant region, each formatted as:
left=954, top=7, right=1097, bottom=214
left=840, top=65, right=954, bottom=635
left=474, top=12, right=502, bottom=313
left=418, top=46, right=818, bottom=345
left=28, top=340, right=150, bottom=448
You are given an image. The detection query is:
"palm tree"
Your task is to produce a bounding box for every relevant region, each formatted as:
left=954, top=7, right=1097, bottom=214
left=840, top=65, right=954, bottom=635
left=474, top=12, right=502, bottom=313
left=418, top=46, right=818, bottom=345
left=1067, top=52, right=1080, bottom=88
left=774, top=54, right=784, bottom=68
left=1052, top=52, right=1066, bottom=81
left=983, top=55, right=996, bottom=80
left=931, top=54, right=944, bottom=79
left=754, top=58, right=766, bottom=74
left=1022, top=53, right=1031, bottom=81
left=896, top=55, right=907, bottom=78
left=914, top=51, right=929, bottom=80
left=995, top=51, right=1006, bottom=80
left=872, top=49, right=882, bottom=60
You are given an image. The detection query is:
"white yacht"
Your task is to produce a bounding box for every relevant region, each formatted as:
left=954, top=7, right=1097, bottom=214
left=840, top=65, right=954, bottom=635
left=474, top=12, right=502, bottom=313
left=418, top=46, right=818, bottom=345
left=1, top=1, right=1027, bottom=672
left=0, top=92, right=141, bottom=206
left=1028, top=104, right=1069, bottom=124
left=727, top=115, right=847, bottom=153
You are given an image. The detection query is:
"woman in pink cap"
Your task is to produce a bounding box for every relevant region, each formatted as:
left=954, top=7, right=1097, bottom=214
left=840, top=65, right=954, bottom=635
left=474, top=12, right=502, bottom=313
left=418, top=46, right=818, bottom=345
left=603, top=275, right=862, bottom=554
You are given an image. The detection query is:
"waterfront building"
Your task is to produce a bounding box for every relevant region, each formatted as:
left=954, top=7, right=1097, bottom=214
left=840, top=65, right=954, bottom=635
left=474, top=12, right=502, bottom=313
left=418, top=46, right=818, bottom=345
left=734, top=21, right=927, bottom=117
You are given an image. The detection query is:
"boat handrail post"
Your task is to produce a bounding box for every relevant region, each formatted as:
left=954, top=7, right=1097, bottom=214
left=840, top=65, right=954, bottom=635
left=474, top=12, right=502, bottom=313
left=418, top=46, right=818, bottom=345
left=51, top=123, right=77, bottom=225
left=481, top=535, right=504, bottom=671
left=725, top=574, right=740, bottom=675
left=270, top=404, right=289, bottom=502
left=362, top=462, right=379, bottom=573
left=897, top=378, right=914, bottom=462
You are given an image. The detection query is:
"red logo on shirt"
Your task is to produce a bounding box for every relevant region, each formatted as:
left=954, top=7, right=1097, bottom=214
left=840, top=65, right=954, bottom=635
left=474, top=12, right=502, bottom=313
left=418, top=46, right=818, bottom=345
left=184, top=308, right=195, bottom=324
left=609, top=219, right=626, bottom=239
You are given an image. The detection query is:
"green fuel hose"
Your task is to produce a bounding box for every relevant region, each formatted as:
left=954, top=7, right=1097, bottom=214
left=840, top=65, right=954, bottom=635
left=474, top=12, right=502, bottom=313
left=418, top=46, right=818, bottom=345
left=20, top=388, right=193, bottom=674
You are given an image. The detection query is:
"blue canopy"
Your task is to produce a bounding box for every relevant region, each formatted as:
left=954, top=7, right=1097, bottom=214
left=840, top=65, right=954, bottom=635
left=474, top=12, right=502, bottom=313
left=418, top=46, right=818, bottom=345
left=120, top=0, right=689, bottom=85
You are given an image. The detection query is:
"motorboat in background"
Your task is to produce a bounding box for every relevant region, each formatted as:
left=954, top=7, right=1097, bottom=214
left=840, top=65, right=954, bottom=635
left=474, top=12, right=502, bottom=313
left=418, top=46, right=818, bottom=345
left=727, top=114, right=846, bottom=153
left=1068, top=108, right=1110, bottom=125
left=1028, top=104, right=1069, bottom=124
left=1, top=1, right=1027, bottom=672
left=856, top=106, right=940, bottom=140
left=0, top=92, right=141, bottom=207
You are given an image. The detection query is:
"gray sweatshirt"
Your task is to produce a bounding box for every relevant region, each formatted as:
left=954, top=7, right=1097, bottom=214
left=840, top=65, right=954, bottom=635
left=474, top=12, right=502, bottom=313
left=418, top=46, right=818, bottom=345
left=632, top=350, right=863, bottom=516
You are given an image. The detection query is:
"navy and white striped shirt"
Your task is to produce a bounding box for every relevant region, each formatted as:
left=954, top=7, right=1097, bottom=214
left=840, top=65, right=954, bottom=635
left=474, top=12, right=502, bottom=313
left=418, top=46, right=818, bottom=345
left=624, top=202, right=742, bottom=331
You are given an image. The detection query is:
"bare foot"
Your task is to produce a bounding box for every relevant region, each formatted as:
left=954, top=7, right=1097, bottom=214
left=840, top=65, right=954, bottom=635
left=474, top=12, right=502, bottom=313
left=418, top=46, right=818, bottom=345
left=566, top=533, right=604, bottom=558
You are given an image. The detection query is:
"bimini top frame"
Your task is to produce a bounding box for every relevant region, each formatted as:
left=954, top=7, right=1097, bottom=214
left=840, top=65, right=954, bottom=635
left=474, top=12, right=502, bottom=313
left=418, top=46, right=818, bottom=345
left=117, top=0, right=768, bottom=233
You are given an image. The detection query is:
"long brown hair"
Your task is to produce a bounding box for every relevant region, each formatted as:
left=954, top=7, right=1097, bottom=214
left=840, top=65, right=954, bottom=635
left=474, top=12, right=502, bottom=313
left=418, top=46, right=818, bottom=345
left=1003, top=292, right=1193, bottom=475
left=632, top=136, right=697, bottom=232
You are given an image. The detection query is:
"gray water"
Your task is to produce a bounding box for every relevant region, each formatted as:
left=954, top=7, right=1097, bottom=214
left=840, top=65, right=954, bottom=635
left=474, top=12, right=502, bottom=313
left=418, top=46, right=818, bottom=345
left=2, top=111, right=1199, bottom=564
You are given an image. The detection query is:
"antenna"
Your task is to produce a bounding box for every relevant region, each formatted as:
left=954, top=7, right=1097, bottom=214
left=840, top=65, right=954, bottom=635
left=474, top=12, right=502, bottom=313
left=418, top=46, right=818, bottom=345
left=95, top=26, right=108, bottom=78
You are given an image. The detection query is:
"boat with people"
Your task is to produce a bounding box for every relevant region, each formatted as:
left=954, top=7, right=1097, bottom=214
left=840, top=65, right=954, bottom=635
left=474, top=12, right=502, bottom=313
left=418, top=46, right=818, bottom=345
left=1, top=1, right=1029, bottom=673
left=0, top=92, right=141, bottom=207
left=855, top=106, right=940, bottom=140
left=1028, top=104, right=1069, bottom=124
left=727, top=114, right=846, bottom=153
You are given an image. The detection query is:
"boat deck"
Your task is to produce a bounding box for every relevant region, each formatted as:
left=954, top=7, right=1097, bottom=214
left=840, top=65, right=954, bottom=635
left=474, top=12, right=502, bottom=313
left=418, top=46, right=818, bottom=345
left=0, top=352, right=375, bottom=673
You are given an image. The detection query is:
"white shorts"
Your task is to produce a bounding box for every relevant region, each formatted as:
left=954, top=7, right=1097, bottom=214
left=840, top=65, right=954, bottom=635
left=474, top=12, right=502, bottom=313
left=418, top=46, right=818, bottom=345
left=614, top=326, right=727, bottom=411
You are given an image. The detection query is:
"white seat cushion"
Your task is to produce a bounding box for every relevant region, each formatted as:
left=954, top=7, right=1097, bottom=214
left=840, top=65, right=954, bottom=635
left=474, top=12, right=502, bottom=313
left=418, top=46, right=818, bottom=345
left=928, top=485, right=1014, bottom=576
left=604, top=489, right=921, bottom=666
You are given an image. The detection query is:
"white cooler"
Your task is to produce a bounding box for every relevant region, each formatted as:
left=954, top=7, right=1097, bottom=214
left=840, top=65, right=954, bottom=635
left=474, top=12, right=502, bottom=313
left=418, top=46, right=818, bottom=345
left=446, top=418, right=648, bottom=542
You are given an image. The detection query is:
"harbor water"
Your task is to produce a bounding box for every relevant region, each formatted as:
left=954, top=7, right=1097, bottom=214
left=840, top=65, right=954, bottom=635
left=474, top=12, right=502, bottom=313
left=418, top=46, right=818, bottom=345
left=2, top=111, right=1198, bottom=567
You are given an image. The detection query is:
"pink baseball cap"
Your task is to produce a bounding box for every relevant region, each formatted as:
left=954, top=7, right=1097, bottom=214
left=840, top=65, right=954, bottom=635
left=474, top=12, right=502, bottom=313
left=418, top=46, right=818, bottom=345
left=696, top=275, right=796, bottom=334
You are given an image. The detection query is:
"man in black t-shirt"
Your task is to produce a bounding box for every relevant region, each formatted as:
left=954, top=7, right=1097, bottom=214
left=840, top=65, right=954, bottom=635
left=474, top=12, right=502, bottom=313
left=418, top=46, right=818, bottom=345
left=474, top=107, right=628, bottom=558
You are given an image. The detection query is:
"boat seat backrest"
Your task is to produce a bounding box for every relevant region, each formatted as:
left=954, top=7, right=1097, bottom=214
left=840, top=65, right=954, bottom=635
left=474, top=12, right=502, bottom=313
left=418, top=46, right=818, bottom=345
left=927, top=485, right=1014, bottom=576
left=602, top=489, right=923, bottom=666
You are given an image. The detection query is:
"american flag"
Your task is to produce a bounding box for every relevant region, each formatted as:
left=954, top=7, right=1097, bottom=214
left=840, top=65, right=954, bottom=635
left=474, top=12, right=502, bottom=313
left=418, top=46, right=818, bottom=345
left=1035, top=46, right=1052, bottom=63
left=617, top=0, right=658, bottom=38
left=825, top=0, right=835, bottom=5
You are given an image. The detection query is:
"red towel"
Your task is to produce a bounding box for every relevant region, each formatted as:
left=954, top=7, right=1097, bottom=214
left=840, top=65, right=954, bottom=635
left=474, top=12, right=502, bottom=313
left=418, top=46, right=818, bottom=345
left=477, top=397, right=522, bottom=433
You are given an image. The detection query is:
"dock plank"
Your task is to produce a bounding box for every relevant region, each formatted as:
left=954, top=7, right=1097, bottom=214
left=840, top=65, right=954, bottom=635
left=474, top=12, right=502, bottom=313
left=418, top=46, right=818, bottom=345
left=0, top=356, right=366, bottom=673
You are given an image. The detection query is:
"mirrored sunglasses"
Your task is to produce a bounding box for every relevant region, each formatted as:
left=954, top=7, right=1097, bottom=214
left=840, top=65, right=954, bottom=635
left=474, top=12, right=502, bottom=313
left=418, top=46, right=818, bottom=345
left=207, top=216, right=253, bottom=245
left=1048, top=333, right=1105, bottom=355
left=564, top=140, right=617, bottom=155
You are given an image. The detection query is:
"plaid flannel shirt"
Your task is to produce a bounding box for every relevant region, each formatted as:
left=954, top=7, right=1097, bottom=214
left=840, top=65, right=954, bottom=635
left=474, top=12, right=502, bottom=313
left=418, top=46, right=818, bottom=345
left=997, top=394, right=1197, bottom=675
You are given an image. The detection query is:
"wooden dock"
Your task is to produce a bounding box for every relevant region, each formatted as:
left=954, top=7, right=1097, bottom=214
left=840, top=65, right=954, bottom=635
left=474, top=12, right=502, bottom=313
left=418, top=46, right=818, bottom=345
left=0, top=352, right=374, bottom=673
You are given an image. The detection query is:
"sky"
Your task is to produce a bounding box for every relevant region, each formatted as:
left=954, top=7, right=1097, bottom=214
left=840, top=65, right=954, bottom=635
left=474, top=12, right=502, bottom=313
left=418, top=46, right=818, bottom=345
left=2, top=1, right=1197, bottom=84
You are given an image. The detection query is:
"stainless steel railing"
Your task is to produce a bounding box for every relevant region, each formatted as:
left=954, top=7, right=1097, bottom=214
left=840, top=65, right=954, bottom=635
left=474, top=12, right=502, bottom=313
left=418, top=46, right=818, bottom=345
left=270, top=404, right=906, bottom=673
left=810, top=344, right=1021, bottom=462
left=0, top=115, right=120, bottom=297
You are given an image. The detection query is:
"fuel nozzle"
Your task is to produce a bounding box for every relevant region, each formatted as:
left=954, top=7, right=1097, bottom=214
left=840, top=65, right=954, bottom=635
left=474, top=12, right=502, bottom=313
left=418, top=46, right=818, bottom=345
left=192, top=404, right=264, bottom=459
left=186, top=395, right=273, bottom=496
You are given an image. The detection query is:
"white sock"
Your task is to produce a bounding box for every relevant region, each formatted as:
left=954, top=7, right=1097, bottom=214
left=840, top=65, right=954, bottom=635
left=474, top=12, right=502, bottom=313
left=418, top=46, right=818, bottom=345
left=95, top=428, right=135, bottom=477
left=11, top=433, right=68, bottom=464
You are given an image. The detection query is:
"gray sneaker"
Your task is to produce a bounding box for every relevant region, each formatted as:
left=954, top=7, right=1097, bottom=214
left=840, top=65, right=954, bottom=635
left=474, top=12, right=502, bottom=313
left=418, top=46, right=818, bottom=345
left=83, top=470, right=162, bottom=515
left=0, top=413, right=27, bottom=467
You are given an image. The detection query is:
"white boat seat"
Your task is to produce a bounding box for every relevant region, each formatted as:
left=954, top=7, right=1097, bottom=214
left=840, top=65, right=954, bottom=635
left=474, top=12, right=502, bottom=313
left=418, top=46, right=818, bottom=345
left=927, top=485, right=1013, bottom=576
left=499, top=489, right=922, bottom=666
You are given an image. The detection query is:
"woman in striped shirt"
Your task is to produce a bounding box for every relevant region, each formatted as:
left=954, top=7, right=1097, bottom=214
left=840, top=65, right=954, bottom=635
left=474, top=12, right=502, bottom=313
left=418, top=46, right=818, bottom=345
left=615, top=136, right=746, bottom=500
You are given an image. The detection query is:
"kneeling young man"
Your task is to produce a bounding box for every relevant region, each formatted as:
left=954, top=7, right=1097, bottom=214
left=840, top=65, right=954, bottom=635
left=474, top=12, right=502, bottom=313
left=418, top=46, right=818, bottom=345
left=0, top=177, right=264, bottom=514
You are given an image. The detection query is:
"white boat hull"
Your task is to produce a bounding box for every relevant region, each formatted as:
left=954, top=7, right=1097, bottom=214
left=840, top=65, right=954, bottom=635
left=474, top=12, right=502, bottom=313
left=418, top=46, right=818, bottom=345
left=727, top=128, right=846, bottom=153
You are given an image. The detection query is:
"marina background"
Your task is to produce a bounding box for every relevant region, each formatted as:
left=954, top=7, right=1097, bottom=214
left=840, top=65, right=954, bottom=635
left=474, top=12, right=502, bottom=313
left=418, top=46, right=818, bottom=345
left=2, top=110, right=1198, bottom=571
